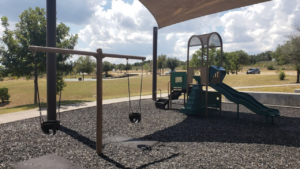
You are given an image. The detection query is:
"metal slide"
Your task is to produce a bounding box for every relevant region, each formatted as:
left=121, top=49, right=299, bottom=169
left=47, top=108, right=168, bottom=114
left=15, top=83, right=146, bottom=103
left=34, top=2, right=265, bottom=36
left=210, top=83, right=280, bottom=117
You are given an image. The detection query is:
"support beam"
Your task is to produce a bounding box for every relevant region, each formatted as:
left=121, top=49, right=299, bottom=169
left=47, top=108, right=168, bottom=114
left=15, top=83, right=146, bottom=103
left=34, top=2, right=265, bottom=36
left=46, top=0, right=57, bottom=121
left=152, top=27, right=158, bottom=101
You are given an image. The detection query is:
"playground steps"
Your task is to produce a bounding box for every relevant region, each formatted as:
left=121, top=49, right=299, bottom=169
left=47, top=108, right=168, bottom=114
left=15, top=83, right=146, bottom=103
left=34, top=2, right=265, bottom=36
left=180, top=84, right=204, bottom=115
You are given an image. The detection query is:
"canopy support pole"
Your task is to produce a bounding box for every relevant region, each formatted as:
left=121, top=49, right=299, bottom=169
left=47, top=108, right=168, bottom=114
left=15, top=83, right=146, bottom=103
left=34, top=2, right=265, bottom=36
left=96, top=49, right=103, bottom=154
left=152, top=27, right=158, bottom=101
left=46, top=0, right=57, bottom=121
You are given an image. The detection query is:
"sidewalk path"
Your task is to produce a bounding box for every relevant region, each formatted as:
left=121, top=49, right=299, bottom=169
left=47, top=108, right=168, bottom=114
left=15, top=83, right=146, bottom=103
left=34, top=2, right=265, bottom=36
left=0, top=93, right=168, bottom=124
left=1, top=83, right=299, bottom=124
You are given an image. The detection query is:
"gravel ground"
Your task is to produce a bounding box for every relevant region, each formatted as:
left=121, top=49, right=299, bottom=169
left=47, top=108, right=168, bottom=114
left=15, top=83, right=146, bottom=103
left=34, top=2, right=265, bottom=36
left=1, top=99, right=300, bottom=169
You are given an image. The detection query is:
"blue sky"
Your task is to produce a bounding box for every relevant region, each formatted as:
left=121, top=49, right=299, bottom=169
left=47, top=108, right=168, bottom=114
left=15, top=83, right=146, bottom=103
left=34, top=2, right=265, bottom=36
left=0, top=0, right=300, bottom=64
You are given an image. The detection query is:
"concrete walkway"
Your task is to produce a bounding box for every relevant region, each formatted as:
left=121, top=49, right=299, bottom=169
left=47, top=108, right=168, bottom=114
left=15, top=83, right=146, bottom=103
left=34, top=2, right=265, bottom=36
left=0, top=93, right=168, bottom=124
left=1, top=83, right=299, bottom=124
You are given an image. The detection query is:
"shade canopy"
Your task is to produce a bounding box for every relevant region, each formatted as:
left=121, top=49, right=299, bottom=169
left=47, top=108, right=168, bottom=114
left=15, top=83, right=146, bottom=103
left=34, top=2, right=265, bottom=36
left=189, top=32, right=222, bottom=48
left=139, top=0, right=270, bottom=28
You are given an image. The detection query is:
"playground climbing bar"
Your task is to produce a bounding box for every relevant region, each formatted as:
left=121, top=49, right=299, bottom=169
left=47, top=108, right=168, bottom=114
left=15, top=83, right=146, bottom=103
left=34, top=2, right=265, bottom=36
left=28, top=45, right=146, bottom=154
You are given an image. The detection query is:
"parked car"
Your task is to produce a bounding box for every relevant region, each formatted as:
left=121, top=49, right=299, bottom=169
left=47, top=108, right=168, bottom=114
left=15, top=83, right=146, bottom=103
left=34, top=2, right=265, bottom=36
left=247, top=68, right=260, bottom=74
left=165, top=70, right=176, bottom=75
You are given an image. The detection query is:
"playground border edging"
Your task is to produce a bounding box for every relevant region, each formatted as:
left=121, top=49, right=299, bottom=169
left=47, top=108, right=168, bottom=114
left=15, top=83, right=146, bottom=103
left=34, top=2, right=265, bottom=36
left=224, top=91, right=300, bottom=107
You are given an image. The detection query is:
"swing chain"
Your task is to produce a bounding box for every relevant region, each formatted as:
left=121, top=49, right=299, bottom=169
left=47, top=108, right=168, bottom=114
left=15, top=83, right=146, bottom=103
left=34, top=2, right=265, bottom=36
left=33, top=50, right=44, bottom=124
left=127, top=59, right=143, bottom=123
left=57, top=54, right=65, bottom=121
left=126, top=59, right=134, bottom=114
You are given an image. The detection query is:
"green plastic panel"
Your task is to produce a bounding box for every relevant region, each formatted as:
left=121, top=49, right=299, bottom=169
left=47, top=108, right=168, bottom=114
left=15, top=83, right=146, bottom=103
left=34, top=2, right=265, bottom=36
left=171, top=72, right=187, bottom=88
left=204, top=91, right=221, bottom=109
left=209, top=65, right=226, bottom=83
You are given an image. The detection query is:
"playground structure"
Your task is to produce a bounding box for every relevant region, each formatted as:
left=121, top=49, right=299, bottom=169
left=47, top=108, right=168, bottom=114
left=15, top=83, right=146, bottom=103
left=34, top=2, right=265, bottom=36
left=156, top=32, right=280, bottom=125
left=28, top=45, right=146, bottom=155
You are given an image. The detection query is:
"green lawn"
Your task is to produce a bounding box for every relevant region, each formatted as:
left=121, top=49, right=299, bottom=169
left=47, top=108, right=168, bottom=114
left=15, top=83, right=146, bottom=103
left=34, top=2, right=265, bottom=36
left=0, top=74, right=298, bottom=115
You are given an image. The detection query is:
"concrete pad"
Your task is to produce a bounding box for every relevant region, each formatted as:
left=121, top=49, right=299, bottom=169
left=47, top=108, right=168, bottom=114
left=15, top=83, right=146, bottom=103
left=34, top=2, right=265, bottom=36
left=103, top=136, right=157, bottom=151
left=11, top=154, right=83, bottom=169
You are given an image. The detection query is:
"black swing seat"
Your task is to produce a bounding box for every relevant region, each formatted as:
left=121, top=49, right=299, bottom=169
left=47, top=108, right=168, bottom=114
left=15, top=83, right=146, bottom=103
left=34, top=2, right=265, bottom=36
left=41, top=120, right=60, bottom=135
left=155, top=98, right=169, bottom=109
left=129, top=113, right=141, bottom=123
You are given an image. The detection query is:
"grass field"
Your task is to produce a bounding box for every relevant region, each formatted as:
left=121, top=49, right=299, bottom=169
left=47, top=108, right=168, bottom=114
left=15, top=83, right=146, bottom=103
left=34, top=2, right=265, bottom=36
left=0, top=72, right=299, bottom=115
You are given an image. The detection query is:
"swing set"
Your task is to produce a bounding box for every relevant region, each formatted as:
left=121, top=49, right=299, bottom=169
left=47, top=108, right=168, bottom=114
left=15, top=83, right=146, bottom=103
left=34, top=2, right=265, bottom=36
left=29, top=45, right=146, bottom=154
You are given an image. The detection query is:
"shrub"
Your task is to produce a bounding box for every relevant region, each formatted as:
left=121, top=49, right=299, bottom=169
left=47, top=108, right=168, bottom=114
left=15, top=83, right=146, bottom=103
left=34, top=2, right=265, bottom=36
left=0, top=77, right=4, bottom=82
left=0, top=87, right=10, bottom=103
left=267, top=65, right=275, bottom=70
left=278, top=71, right=286, bottom=80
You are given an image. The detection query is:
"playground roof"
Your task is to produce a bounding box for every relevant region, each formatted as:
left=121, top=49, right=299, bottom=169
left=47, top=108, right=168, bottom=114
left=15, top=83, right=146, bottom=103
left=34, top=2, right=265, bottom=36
left=139, top=0, right=270, bottom=28
left=189, top=32, right=222, bottom=48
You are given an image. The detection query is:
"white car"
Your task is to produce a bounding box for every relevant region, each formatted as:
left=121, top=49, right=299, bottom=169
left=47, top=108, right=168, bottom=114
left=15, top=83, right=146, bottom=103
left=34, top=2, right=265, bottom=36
left=165, top=70, right=176, bottom=75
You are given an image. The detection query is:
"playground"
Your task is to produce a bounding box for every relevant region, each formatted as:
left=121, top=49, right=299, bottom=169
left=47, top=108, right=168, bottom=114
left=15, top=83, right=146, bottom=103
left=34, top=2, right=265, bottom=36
left=1, top=0, right=300, bottom=168
left=1, top=99, right=300, bottom=168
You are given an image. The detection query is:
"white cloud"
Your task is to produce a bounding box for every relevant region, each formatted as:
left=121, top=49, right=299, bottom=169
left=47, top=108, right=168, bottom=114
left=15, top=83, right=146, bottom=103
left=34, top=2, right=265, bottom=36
left=2, top=0, right=300, bottom=64
left=219, top=0, right=300, bottom=54
left=78, top=0, right=300, bottom=64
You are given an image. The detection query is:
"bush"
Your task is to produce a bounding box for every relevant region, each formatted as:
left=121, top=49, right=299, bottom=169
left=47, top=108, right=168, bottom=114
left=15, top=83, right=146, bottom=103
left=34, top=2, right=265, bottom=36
left=0, top=77, right=4, bottom=82
left=278, top=71, right=286, bottom=80
left=267, top=65, right=275, bottom=70
left=0, top=87, right=10, bottom=103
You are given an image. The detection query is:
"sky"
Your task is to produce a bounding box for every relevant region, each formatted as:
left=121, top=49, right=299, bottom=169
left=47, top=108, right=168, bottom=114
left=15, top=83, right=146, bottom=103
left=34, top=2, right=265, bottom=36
left=0, top=0, right=300, bottom=64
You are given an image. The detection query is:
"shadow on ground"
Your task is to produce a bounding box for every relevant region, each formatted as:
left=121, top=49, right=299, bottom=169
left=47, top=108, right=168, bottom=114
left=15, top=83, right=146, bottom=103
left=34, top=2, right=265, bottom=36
left=0, top=101, right=10, bottom=107
left=141, top=107, right=300, bottom=147
left=59, top=125, right=179, bottom=169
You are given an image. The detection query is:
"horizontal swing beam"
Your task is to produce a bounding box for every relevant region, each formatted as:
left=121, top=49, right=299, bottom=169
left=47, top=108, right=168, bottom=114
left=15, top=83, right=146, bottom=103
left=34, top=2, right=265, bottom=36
left=28, top=46, right=146, bottom=60
left=28, top=45, right=145, bottom=155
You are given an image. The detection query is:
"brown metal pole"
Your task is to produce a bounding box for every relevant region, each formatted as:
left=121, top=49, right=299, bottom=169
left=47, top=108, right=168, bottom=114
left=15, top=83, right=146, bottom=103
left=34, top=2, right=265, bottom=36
left=206, top=48, right=209, bottom=117
left=96, top=49, right=103, bottom=154
left=186, top=45, right=190, bottom=99
left=170, top=74, right=172, bottom=109
left=152, top=27, right=158, bottom=101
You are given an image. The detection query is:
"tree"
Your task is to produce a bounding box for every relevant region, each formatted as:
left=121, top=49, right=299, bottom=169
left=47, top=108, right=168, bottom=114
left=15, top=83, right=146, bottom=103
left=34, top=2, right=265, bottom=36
left=124, top=63, right=132, bottom=71
left=0, top=7, right=78, bottom=102
left=189, top=48, right=202, bottom=67
left=102, top=61, right=112, bottom=77
left=284, top=24, right=300, bottom=83
left=0, top=65, right=6, bottom=78
left=75, top=56, right=96, bottom=81
left=234, top=50, right=250, bottom=66
left=227, top=52, right=241, bottom=74
left=117, top=63, right=125, bottom=73
left=157, top=54, right=167, bottom=74
left=165, top=57, right=180, bottom=71
left=143, top=63, right=150, bottom=74
left=272, top=44, right=290, bottom=65
left=189, top=48, right=221, bottom=67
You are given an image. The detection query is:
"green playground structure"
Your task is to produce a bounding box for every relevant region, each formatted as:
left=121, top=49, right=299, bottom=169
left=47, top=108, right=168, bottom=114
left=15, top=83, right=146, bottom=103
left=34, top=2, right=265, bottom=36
left=155, top=32, right=280, bottom=125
